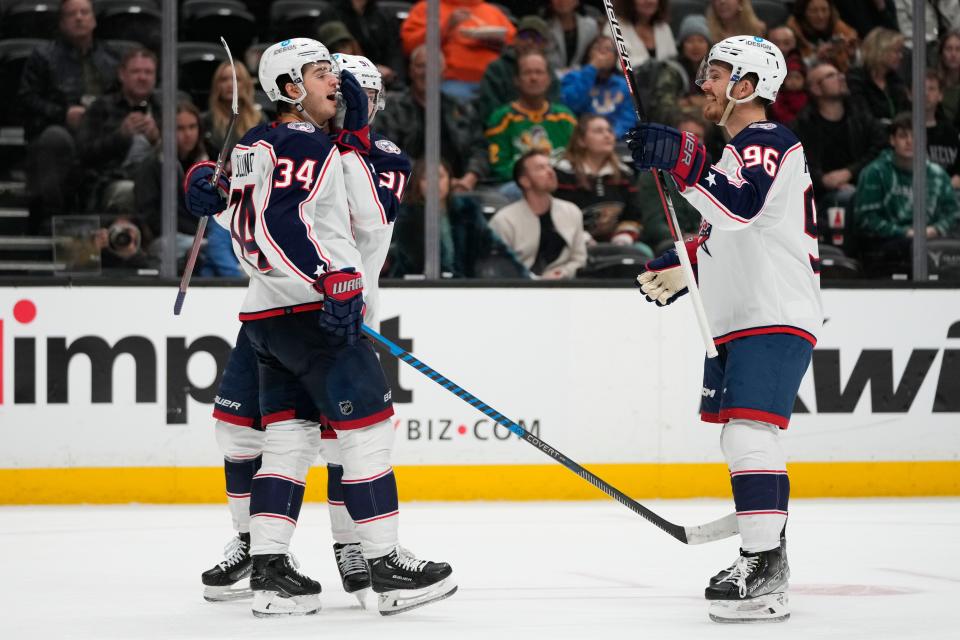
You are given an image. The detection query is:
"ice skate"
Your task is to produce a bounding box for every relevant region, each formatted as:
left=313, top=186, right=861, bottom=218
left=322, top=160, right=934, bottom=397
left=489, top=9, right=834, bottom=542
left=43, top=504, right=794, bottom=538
left=706, top=546, right=790, bottom=623
left=369, top=546, right=457, bottom=616
left=709, top=535, right=788, bottom=586
left=201, top=533, right=253, bottom=602
left=250, top=554, right=321, bottom=617
left=334, top=542, right=371, bottom=608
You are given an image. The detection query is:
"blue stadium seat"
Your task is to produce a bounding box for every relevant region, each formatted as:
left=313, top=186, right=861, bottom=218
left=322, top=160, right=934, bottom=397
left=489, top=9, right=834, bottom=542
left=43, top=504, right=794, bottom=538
left=1, top=1, right=58, bottom=39
left=182, top=0, right=258, bottom=55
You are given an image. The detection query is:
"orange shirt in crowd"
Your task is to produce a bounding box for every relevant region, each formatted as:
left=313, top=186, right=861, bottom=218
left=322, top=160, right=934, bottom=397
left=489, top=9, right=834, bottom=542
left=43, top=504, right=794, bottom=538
left=401, top=0, right=516, bottom=83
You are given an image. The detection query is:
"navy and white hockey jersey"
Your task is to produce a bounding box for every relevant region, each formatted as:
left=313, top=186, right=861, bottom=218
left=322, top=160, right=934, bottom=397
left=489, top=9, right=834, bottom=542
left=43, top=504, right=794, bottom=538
left=339, top=132, right=411, bottom=330
left=214, top=121, right=363, bottom=317
left=678, top=121, right=824, bottom=345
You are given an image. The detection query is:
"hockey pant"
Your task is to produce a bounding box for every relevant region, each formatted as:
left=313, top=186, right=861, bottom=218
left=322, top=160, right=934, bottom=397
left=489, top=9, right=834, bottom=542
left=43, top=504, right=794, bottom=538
left=720, top=419, right=788, bottom=552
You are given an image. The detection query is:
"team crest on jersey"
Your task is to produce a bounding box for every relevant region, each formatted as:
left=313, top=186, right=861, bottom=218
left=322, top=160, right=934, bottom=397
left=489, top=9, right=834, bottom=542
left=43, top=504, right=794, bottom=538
left=287, top=121, right=316, bottom=133
left=375, top=139, right=401, bottom=154
left=338, top=400, right=354, bottom=416
left=749, top=122, right=777, bottom=130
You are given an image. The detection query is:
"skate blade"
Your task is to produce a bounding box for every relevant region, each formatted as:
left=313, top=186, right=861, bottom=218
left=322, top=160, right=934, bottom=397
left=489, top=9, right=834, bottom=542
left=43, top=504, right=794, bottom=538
left=251, top=591, right=321, bottom=617
left=708, top=591, right=790, bottom=624
left=378, top=577, right=458, bottom=616
left=203, top=584, right=253, bottom=602
left=350, top=587, right=371, bottom=610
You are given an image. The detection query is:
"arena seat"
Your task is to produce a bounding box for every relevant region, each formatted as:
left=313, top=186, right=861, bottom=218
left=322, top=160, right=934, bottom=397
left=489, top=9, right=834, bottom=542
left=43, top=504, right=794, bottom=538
left=377, top=0, right=413, bottom=22
left=927, top=238, right=960, bottom=281
left=751, top=0, right=790, bottom=31
left=669, top=0, right=709, bottom=35
left=0, top=38, right=44, bottom=127
left=182, top=0, right=257, bottom=55
left=578, top=244, right=651, bottom=279
left=177, top=41, right=228, bottom=109
left=95, top=0, right=162, bottom=52
left=1, top=1, right=58, bottom=39
left=269, top=0, right=330, bottom=41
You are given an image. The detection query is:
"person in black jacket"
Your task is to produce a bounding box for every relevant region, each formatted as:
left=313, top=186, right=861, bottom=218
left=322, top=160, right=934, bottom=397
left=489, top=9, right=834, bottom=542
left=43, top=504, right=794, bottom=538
left=315, top=0, right=405, bottom=87
left=846, top=26, right=910, bottom=124
left=76, top=47, right=161, bottom=215
left=17, top=0, right=120, bottom=232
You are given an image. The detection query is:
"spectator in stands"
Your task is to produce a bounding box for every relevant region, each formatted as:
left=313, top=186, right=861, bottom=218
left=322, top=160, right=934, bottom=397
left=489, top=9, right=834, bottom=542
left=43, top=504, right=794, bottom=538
left=541, top=0, right=599, bottom=75
left=560, top=35, right=637, bottom=137
left=894, top=0, right=960, bottom=61
left=648, top=15, right=712, bottom=124
left=76, top=47, right=160, bottom=215
left=490, top=150, right=587, bottom=278
left=133, top=102, right=240, bottom=277
left=476, top=16, right=562, bottom=132
left=18, top=0, right=121, bottom=232
left=832, top=0, right=898, bottom=41
left=613, top=0, right=676, bottom=66
left=401, top=0, right=516, bottom=102
left=314, top=0, right=404, bottom=86
left=202, top=61, right=267, bottom=160
left=847, top=27, right=910, bottom=124
left=768, top=25, right=800, bottom=61
left=554, top=114, right=651, bottom=255
left=706, top=0, right=766, bottom=43
left=793, top=62, right=886, bottom=208
left=770, top=56, right=809, bottom=125
left=787, top=0, right=859, bottom=73
left=938, top=29, right=960, bottom=125
left=376, top=46, right=488, bottom=192
left=925, top=71, right=960, bottom=188
left=387, top=158, right=527, bottom=278
left=485, top=51, right=577, bottom=184
left=855, top=113, right=960, bottom=274
left=637, top=111, right=705, bottom=253
left=317, top=21, right=363, bottom=55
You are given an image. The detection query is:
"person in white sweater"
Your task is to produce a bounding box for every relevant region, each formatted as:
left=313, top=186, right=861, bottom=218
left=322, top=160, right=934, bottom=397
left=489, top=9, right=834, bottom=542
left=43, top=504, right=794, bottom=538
left=489, top=149, right=587, bottom=279
left=614, top=0, right=677, bottom=64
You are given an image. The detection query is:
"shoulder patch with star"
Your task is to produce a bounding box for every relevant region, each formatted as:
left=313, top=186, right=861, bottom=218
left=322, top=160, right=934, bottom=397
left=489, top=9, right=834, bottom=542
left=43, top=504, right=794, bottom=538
left=287, top=121, right=316, bottom=133
left=375, top=139, right=401, bottom=154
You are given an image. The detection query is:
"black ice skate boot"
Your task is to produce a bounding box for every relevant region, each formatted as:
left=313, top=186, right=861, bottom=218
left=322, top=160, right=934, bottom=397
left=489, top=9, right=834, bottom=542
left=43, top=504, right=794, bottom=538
left=705, top=546, right=790, bottom=623
left=334, top=542, right=371, bottom=606
left=201, top=532, right=253, bottom=602
left=250, top=553, right=321, bottom=617
left=368, top=546, right=457, bottom=616
left=709, top=534, right=789, bottom=586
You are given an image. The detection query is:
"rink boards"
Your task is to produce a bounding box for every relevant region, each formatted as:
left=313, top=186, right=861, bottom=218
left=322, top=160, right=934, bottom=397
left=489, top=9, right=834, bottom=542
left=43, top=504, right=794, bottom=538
left=1, top=285, right=958, bottom=504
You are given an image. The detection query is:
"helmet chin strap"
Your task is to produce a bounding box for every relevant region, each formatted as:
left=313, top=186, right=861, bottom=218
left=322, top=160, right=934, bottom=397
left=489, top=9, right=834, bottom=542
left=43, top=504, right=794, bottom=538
left=718, top=77, right=759, bottom=128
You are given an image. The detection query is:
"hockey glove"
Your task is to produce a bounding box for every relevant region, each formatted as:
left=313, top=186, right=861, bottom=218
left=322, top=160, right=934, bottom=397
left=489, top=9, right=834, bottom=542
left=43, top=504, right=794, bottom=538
left=335, top=69, right=370, bottom=154
left=183, top=161, right=229, bottom=218
left=635, top=248, right=689, bottom=307
left=625, top=124, right=707, bottom=188
left=312, top=267, right=365, bottom=345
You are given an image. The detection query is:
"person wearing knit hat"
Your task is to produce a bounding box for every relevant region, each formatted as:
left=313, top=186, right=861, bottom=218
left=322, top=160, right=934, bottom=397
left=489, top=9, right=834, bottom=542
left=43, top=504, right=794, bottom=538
left=646, top=15, right=713, bottom=123
left=515, top=15, right=552, bottom=45
left=677, top=14, right=712, bottom=48
left=316, top=20, right=361, bottom=55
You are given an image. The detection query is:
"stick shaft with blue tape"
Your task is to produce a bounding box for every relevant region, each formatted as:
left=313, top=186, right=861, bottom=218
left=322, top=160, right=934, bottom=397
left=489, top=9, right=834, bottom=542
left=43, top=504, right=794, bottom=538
left=361, top=324, right=738, bottom=545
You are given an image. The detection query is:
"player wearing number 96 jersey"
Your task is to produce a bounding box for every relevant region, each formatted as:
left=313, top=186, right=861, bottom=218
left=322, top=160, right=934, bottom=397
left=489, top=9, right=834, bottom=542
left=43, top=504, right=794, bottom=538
left=625, top=36, right=823, bottom=624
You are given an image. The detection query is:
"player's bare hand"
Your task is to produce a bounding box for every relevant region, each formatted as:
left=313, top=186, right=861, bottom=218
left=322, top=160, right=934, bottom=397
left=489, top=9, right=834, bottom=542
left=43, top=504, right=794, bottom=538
left=65, top=105, right=86, bottom=130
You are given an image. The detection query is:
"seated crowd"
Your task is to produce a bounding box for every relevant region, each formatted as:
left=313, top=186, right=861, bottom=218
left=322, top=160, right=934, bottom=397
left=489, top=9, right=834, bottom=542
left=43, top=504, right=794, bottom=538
left=4, top=0, right=960, bottom=278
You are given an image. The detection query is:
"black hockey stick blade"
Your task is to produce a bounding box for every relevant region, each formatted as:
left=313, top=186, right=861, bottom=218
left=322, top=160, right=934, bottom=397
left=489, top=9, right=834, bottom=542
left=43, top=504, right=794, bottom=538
left=362, top=324, right=738, bottom=545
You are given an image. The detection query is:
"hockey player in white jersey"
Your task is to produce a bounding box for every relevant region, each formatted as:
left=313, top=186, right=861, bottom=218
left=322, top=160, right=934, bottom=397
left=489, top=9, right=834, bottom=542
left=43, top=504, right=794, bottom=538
left=186, top=38, right=450, bottom=617
left=625, top=36, right=823, bottom=623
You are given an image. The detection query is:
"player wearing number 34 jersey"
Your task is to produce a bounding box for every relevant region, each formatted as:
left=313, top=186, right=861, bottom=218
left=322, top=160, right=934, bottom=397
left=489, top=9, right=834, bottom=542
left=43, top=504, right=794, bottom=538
left=626, top=35, right=823, bottom=624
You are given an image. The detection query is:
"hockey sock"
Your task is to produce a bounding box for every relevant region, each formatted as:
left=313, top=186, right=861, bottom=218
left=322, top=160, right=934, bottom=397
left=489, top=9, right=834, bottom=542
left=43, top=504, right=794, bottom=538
left=249, top=419, right=321, bottom=556
left=720, top=419, right=789, bottom=553
left=318, top=430, right=361, bottom=544
left=215, top=420, right=265, bottom=534
left=337, top=420, right=399, bottom=559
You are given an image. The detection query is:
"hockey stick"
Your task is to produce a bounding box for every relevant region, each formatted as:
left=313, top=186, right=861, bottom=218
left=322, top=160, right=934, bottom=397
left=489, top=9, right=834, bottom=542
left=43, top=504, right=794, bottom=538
left=600, top=1, right=718, bottom=358
left=362, top=324, right=738, bottom=545
left=174, top=37, right=238, bottom=316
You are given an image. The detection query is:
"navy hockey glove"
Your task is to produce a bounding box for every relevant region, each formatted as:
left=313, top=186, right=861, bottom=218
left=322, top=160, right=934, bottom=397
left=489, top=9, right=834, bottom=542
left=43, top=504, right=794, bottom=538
left=635, top=248, right=688, bottom=306
left=626, top=124, right=706, bottom=188
left=312, top=267, right=365, bottom=345
left=183, top=161, right=229, bottom=218
left=335, top=69, right=370, bottom=154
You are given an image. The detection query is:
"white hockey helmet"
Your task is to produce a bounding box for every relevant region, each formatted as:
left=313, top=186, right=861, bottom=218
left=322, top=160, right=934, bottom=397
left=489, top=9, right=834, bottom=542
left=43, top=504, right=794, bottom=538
left=697, top=35, right=786, bottom=102
left=258, top=38, right=339, bottom=106
left=332, top=53, right=385, bottom=117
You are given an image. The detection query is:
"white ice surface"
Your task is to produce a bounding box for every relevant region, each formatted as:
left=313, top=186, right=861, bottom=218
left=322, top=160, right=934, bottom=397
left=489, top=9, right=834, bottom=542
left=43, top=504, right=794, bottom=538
left=1, top=499, right=958, bottom=639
